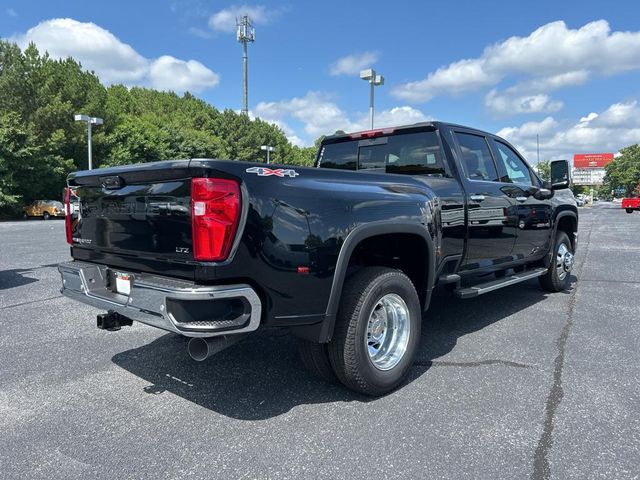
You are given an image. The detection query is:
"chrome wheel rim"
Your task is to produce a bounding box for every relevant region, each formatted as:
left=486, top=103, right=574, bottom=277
left=365, top=293, right=411, bottom=371
left=556, top=243, right=574, bottom=281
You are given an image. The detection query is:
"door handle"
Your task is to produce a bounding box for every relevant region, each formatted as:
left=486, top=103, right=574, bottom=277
left=515, top=196, right=528, bottom=202
left=470, top=195, right=485, bottom=202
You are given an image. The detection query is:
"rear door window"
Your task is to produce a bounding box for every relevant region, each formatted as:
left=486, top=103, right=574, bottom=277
left=317, top=141, right=358, bottom=170
left=454, top=132, right=499, bottom=182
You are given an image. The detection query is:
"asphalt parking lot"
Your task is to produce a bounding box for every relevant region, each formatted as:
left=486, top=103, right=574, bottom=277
left=0, top=203, right=638, bottom=479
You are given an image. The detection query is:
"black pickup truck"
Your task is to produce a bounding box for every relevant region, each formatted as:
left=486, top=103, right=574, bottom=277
left=59, top=122, right=578, bottom=395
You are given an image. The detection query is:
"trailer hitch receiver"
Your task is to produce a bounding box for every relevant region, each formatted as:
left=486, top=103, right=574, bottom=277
left=97, top=311, right=133, bottom=331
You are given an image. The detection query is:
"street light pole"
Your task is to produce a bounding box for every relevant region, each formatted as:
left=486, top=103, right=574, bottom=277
left=368, top=77, right=374, bottom=130
left=74, top=114, right=103, bottom=170
left=87, top=120, right=93, bottom=170
left=260, top=145, right=275, bottom=164
left=360, top=69, right=384, bottom=129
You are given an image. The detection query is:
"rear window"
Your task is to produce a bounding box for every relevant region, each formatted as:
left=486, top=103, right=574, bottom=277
left=318, top=131, right=447, bottom=176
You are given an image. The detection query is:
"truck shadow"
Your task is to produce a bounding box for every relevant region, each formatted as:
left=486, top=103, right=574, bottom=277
left=0, top=263, right=60, bottom=290
left=412, top=279, right=573, bottom=371
left=111, top=277, right=574, bottom=420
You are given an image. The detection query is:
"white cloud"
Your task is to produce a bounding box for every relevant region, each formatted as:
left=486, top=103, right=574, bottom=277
left=255, top=92, right=356, bottom=140
left=484, top=71, right=588, bottom=116
left=497, top=117, right=559, bottom=143
left=516, top=71, right=590, bottom=92
left=497, top=101, right=640, bottom=161
left=10, top=18, right=220, bottom=93
left=394, top=20, right=640, bottom=105
left=208, top=4, right=279, bottom=33
left=329, top=52, right=378, bottom=76
left=255, top=91, right=431, bottom=145
left=579, top=112, right=598, bottom=124
left=370, top=106, right=432, bottom=130
left=594, top=101, right=640, bottom=127
left=11, top=18, right=147, bottom=84
left=149, top=56, right=219, bottom=91
left=394, top=59, right=499, bottom=102
left=6, top=8, right=17, bottom=17
left=485, top=90, right=563, bottom=115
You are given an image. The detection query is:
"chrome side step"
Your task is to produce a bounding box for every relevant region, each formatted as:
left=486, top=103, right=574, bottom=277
left=438, top=273, right=461, bottom=284
left=454, top=267, right=547, bottom=299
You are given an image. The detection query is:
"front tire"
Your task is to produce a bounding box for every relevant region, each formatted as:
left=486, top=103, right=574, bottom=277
left=626, top=208, right=634, bottom=214
left=539, top=231, right=574, bottom=292
left=328, top=267, right=421, bottom=396
left=43, top=211, right=50, bottom=220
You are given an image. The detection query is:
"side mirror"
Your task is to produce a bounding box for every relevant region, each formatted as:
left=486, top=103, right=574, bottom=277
left=550, top=159, right=570, bottom=189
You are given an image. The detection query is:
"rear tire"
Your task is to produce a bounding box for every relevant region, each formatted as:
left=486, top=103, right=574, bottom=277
left=539, top=231, right=574, bottom=292
left=328, top=267, right=421, bottom=396
left=298, top=339, right=337, bottom=383
left=43, top=211, right=50, bottom=220
left=626, top=208, right=634, bottom=214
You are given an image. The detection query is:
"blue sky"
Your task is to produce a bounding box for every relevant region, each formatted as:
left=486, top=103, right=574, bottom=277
left=2, top=0, right=640, bottom=162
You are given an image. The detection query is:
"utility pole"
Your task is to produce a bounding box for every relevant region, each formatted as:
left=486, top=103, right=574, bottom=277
left=236, top=15, right=255, bottom=115
left=537, top=134, right=540, bottom=164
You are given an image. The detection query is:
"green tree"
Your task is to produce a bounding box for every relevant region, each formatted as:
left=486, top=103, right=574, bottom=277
left=0, top=112, right=73, bottom=209
left=603, top=145, right=640, bottom=196
left=535, top=160, right=550, bottom=181
left=0, top=112, right=35, bottom=208
left=0, top=39, right=322, bottom=216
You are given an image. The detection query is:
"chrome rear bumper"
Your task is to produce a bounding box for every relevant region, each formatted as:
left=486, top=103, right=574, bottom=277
left=58, top=261, right=262, bottom=338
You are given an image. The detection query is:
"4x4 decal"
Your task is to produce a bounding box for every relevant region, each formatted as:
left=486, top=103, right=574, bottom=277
left=245, top=166, right=299, bottom=178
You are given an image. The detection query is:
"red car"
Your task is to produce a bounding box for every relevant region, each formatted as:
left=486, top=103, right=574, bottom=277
left=622, top=197, right=640, bottom=213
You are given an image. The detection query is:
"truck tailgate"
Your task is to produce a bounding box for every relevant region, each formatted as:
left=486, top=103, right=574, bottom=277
left=68, top=160, right=194, bottom=266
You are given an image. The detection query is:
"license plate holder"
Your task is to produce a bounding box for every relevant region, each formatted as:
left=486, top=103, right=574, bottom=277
left=114, top=272, right=132, bottom=296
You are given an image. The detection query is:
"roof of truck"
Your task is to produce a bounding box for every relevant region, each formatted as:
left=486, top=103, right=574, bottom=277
left=321, top=121, right=492, bottom=144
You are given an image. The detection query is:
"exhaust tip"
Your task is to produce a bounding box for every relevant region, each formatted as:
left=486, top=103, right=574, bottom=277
left=187, top=337, right=209, bottom=362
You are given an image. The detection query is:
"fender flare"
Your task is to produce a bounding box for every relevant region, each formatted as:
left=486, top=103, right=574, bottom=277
left=317, top=221, right=436, bottom=343
left=545, top=210, right=578, bottom=267
left=553, top=210, right=578, bottom=246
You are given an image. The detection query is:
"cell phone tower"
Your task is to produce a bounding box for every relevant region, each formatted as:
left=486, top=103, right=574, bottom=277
left=236, top=15, right=255, bottom=116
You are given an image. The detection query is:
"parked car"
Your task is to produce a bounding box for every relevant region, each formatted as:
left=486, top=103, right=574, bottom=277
left=58, top=122, right=578, bottom=396
left=23, top=200, right=65, bottom=220
left=622, top=197, right=640, bottom=213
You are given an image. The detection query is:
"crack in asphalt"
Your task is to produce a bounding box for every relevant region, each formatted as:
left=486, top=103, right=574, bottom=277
left=531, top=217, right=594, bottom=480
left=577, top=278, right=640, bottom=285
left=414, top=359, right=532, bottom=369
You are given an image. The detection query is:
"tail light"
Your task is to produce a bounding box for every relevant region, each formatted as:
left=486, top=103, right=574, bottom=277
left=64, top=187, right=73, bottom=245
left=191, top=178, right=241, bottom=261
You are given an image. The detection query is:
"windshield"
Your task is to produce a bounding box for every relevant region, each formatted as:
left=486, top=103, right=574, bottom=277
left=317, top=130, right=447, bottom=176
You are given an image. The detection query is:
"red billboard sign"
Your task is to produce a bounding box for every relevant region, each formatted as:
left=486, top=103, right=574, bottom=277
left=573, top=153, right=614, bottom=168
